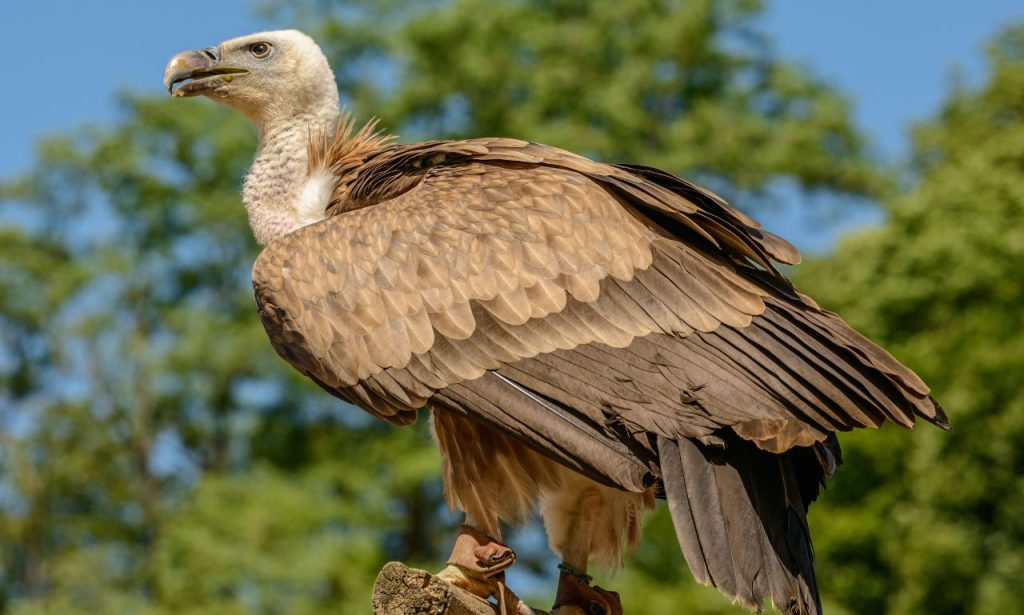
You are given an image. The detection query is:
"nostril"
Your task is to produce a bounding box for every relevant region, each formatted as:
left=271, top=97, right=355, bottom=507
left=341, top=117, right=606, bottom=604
left=201, top=46, right=220, bottom=62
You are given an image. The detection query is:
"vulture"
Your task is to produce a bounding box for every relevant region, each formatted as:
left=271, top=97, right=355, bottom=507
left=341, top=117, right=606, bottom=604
left=164, top=30, right=948, bottom=615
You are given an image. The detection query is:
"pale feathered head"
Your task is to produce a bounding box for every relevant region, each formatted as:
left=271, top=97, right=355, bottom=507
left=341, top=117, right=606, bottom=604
left=163, top=30, right=339, bottom=126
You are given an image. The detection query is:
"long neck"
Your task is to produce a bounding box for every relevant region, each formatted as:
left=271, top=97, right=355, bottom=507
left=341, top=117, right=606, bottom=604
left=243, top=106, right=339, bottom=245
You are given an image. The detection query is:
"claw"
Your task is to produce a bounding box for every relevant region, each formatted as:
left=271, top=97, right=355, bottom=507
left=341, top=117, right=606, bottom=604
left=436, top=564, right=495, bottom=600
left=447, top=524, right=518, bottom=577
left=436, top=525, right=530, bottom=615
left=474, top=541, right=516, bottom=569
left=435, top=566, right=535, bottom=615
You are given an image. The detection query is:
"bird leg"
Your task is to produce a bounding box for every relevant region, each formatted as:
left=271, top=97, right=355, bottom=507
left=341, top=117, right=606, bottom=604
left=438, top=524, right=516, bottom=591
left=552, top=568, right=622, bottom=615
left=549, top=487, right=623, bottom=615
left=436, top=521, right=531, bottom=614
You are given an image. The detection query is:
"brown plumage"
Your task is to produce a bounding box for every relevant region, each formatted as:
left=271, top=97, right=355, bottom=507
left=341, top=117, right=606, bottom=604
left=253, top=119, right=948, bottom=614
left=165, top=30, right=948, bottom=614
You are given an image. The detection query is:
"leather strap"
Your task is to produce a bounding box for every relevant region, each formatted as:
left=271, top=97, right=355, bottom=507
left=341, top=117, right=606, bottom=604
left=552, top=569, right=623, bottom=615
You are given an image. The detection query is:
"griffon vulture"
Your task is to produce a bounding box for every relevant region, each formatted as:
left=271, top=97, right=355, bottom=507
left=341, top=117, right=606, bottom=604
left=164, top=30, right=948, bottom=615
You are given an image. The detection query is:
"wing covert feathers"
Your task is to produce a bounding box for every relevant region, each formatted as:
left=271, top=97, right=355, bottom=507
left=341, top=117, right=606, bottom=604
left=254, top=134, right=945, bottom=439
left=254, top=161, right=654, bottom=399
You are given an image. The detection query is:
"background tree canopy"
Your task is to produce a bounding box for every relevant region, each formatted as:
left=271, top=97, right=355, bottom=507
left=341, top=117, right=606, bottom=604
left=0, top=1, right=1020, bottom=613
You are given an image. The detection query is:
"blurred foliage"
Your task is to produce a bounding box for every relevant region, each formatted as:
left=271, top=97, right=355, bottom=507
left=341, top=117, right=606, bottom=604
left=0, top=1, right=1019, bottom=614
left=0, top=96, right=450, bottom=614
left=795, top=24, right=1024, bottom=615
left=263, top=0, right=886, bottom=201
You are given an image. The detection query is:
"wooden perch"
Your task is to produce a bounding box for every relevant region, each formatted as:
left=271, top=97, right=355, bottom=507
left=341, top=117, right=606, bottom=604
left=372, top=562, right=550, bottom=615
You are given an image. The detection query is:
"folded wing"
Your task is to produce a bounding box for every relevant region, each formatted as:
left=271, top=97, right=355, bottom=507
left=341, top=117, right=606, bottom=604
left=252, top=138, right=944, bottom=441
left=252, top=138, right=947, bottom=614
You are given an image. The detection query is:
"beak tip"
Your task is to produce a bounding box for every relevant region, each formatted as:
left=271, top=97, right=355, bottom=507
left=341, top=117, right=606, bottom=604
left=163, top=50, right=209, bottom=97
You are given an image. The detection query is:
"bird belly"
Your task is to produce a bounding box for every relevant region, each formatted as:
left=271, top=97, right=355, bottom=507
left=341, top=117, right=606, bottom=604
left=431, top=407, right=652, bottom=566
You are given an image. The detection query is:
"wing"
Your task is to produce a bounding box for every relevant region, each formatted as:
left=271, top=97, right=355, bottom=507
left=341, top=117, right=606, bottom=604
left=253, top=140, right=947, bottom=614
left=252, top=139, right=946, bottom=452
left=254, top=148, right=657, bottom=424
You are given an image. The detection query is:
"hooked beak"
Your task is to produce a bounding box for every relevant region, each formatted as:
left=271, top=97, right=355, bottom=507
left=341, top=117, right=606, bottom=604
left=163, top=46, right=248, bottom=97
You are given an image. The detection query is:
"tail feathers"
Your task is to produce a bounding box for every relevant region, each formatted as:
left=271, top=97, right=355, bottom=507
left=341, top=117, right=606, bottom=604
left=658, top=434, right=824, bottom=615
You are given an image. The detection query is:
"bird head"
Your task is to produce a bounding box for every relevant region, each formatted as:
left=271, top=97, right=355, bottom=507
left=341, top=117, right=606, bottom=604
left=163, top=30, right=339, bottom=127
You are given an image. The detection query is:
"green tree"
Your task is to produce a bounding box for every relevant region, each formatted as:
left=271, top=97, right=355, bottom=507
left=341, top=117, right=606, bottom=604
left=796, top=25, right=1024, bottom=615
left=269, top=0, right=883, bottom=200
left=1, top=98, right=448, bottom=614
left=0, top=229, right=89, bottom=606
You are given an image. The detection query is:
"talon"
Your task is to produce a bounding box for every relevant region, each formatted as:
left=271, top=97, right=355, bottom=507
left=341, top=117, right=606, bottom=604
left=446, top=524, right=517, bottom=578
left=436, top=565, right=534, bottom=615
left=474, top=542, right=516, bottom=568
left=436, top=564, right=494, bottom=600
left=436, top=525, right=529, bottom=614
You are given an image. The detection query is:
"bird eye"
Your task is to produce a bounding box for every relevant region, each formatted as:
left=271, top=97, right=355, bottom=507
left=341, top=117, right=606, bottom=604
left=249, top=42, right=272, bottom=58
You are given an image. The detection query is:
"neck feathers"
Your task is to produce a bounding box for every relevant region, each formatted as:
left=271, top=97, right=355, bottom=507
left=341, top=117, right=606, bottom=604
left=243, top=111, right=393, bottom=245
left=307, top=114, right=394, bottom=177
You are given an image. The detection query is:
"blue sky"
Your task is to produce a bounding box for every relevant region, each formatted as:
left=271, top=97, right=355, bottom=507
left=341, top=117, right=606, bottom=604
left=2, top=1, right=1023, bottom=250
left=764, top=2, right=1024, bottom=157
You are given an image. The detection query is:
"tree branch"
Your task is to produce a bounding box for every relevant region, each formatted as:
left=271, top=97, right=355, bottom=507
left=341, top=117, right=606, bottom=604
left=372, top=562, right=549, bottom=615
